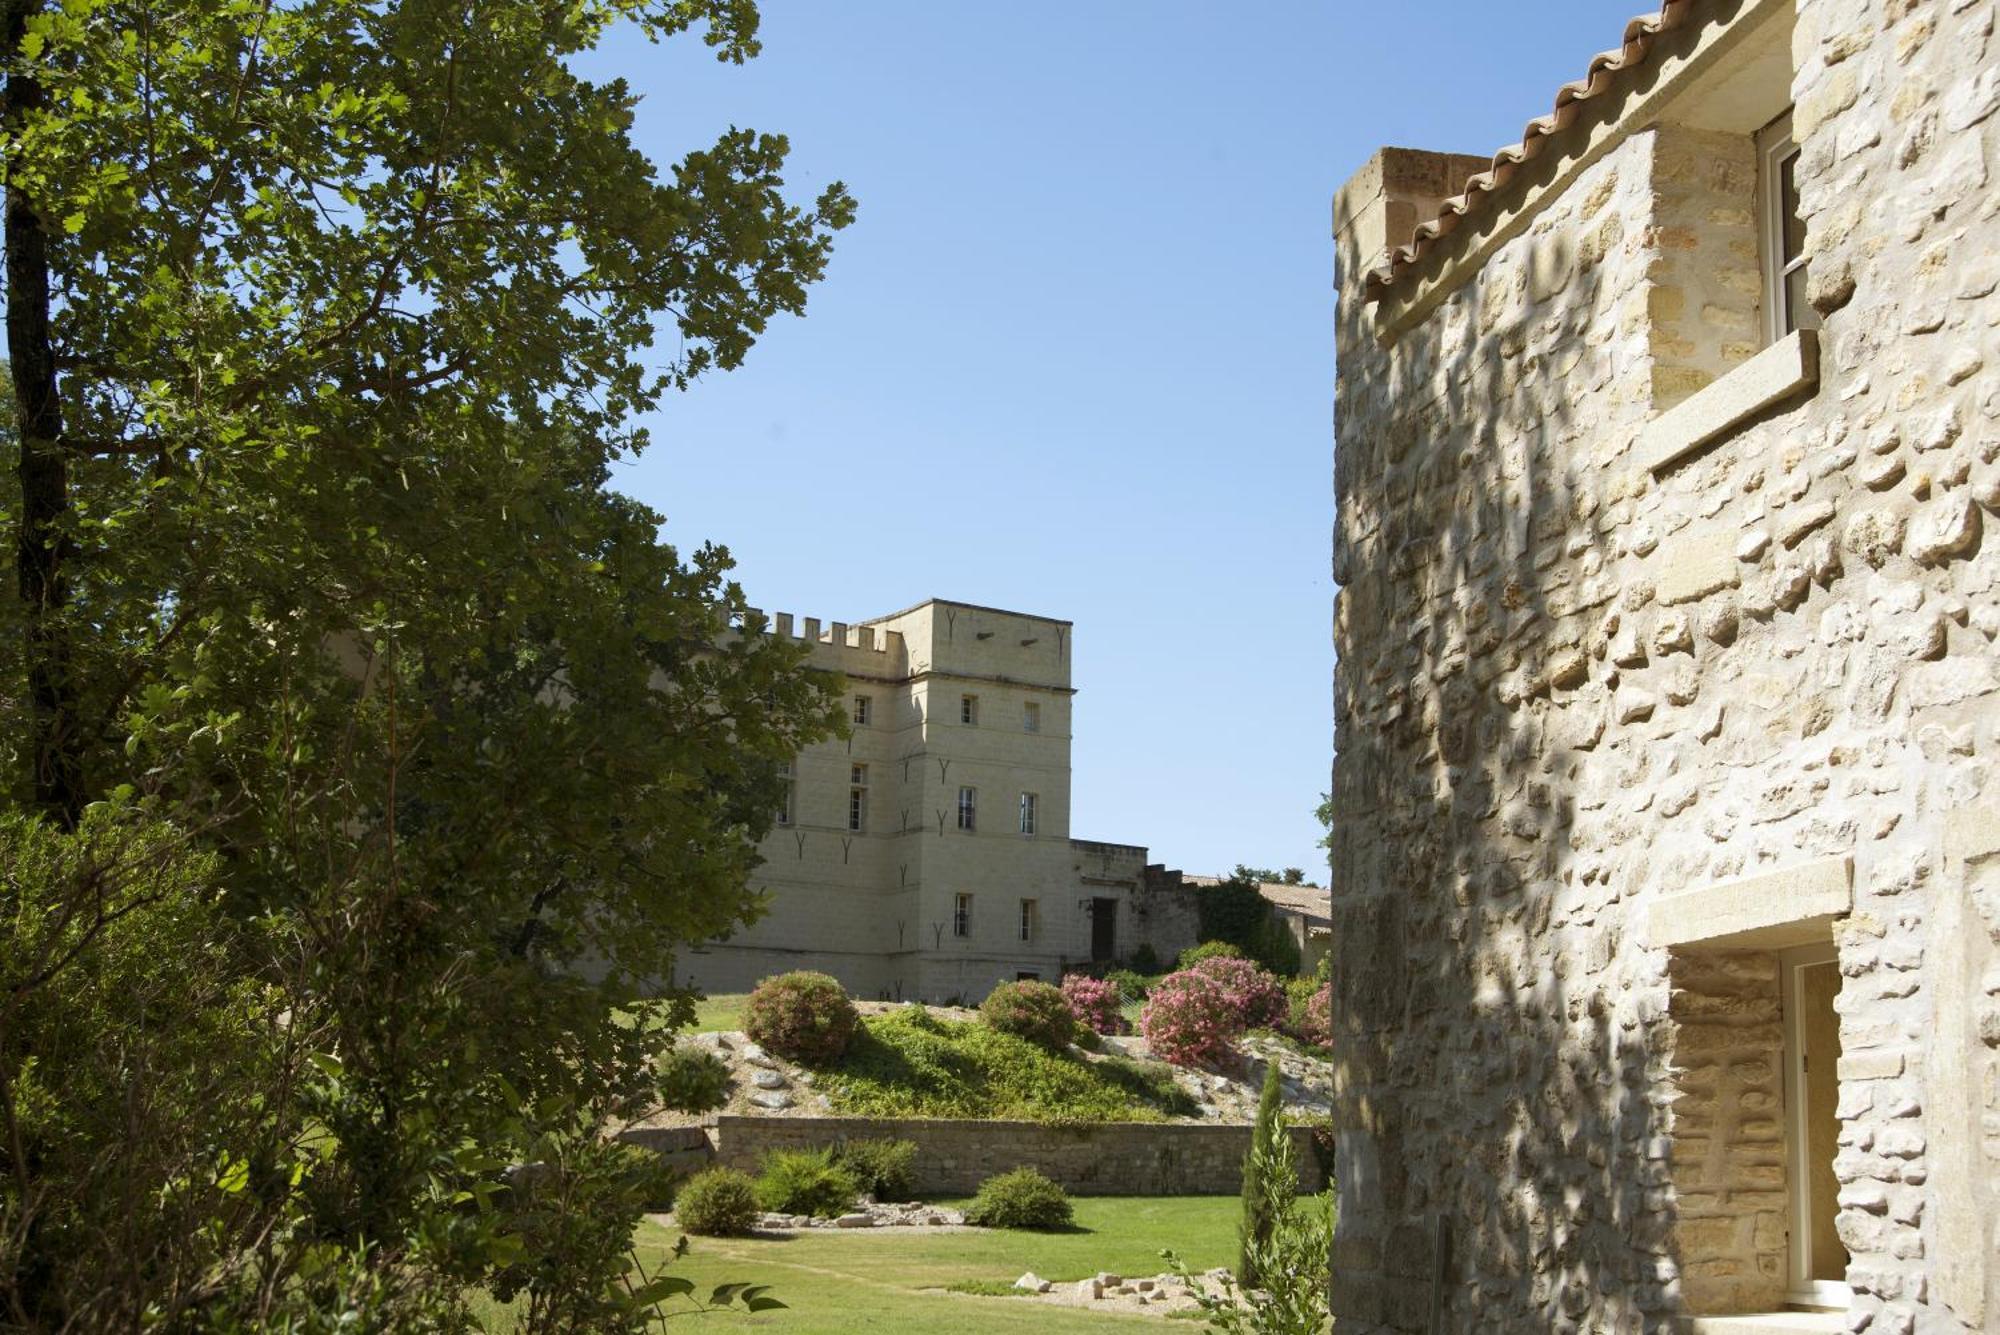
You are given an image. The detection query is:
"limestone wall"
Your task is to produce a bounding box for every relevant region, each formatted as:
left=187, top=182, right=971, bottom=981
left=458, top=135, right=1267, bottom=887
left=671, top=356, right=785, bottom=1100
left=710, top=1114, right=1326, bottom=1196
left=1328, top=2, right=2000, bottom=1331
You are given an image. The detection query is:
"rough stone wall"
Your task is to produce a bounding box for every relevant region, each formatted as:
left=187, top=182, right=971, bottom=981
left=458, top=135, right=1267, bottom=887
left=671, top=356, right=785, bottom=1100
left=711, top=1114, right=1325, bottom=1196
left=1328, top=2, right=2000, bottom=1332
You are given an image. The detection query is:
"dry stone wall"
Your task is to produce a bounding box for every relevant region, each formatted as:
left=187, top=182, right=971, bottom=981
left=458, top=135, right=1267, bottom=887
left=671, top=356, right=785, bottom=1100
left=711, top=1114, right=1326, bottom=1197
left=1329, top=2, right=2000, bottom=1332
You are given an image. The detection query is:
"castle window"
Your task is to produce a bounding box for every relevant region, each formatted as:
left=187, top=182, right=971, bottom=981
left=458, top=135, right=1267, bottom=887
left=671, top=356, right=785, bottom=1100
left=1018, top=898, right=1038, bottom=942
left=957, top=786, right=977, bottom=832
left=960, top=694, right=978, bottom=725
left=848, top=764, right=868, bottom=832
left=777, top=757, right=794, bottom=826
left=1756, top=109, right=1818, bottom=344
left=1022, top=701, right=1040, bottom=733
left=1019, top=792, right=1037, bottom=836
left=852, top=694, right=871, bottom=726
left=954, top=893, right=972, bottom=938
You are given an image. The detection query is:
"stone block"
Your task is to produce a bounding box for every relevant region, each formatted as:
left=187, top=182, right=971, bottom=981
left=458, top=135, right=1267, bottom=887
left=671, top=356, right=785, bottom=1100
left=1647, top=857, right=1852, bottom=950
left=1655, top=529, right=1742, bottom=606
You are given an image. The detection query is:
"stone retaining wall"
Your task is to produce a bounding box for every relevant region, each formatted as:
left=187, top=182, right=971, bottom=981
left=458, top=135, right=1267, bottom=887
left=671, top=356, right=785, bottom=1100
left=711, top=1115, right=1326, bottom=1196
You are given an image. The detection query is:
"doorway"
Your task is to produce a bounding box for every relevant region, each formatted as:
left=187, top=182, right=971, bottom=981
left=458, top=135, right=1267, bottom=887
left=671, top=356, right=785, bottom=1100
left=1781, top=944, right=1850, bottom=1309
left=1090, top=898, right=1117, bottom=962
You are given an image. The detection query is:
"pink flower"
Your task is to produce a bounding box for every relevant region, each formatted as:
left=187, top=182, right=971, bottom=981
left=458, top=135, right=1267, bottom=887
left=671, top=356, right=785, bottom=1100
left=1061, top=974, right=1130, bottom=1035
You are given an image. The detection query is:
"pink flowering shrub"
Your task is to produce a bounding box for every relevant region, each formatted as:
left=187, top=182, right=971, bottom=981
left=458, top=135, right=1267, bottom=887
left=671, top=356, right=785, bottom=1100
left=1187, top=955, right=1287, bottom=1030
left=1139, top=970, right=1240, bottom=1067
left=1061, top=974, right=1129, bottom=1036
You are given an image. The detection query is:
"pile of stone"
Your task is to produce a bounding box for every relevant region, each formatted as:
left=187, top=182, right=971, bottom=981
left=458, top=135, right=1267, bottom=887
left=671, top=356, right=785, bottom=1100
left=1010, top=1268, right=1216, bottom=1312
left=752, top=1202, right=965, bottom=1231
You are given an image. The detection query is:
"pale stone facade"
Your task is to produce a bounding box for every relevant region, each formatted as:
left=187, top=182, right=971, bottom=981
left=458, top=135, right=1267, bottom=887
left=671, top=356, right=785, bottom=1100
left=1329, top=2, right=1998, bottom=1332
left=679, top=599, right=1196, bottom=1001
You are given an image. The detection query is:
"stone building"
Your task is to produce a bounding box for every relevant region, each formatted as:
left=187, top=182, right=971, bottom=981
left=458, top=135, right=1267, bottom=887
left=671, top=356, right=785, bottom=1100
left=1329, top=1, right=1997, bottom=1331
left=676, top=598, right=1198, bottom=1001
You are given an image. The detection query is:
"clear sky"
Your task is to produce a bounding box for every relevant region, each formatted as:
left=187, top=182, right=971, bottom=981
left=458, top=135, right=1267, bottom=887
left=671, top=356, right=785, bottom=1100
left=578, top=1, right=1641, bottom=880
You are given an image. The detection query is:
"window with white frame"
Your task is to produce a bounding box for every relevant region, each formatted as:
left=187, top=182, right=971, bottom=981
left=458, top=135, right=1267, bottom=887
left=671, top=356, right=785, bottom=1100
left=1018, top=898, right=1037, bottom=942
left=852, top=694, right=871, bottom=726
left=953, top=893, right=972, bottom=938
left=1756, top=109, right=1819, bottom=344
left=776, top=757, right=794, bottom=826
left=1018, top=791, right=1037, bottom=835
left=957, top=786, right=977, bottom=832
left=1022, top=701, right=1040, bottom=733
left=960, top=694, right=978, bottom=725
left=848, top=764, right=868, bottom=832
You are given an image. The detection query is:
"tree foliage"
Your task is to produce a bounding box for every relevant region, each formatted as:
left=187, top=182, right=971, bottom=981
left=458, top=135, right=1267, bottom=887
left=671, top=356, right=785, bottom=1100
left=1, top=0, right=850, bottom=1324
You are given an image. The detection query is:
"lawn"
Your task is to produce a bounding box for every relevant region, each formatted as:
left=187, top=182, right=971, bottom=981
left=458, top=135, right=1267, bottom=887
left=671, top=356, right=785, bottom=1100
left=475, top=1195, right=1237, bottom=1332
left=617, top=992, right=749, bottom=1035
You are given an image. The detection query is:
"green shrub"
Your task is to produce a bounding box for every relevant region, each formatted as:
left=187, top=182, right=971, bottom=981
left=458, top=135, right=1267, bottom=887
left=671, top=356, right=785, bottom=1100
left=1284, top=978, right=1331, bottom=1050
left=1126, top=943, right=1163, bottom=975
left=979, top=979, right=1077, bottom=1051
left=674, top=1167, right=759, bottom=1236
left=1106, top=968, right=1150, bottom=1003
left=655, top=1044, right=731, bottom=1113
left=743, top=971, right=858, bottom=1065
left=1177, top=940, right=1243, bottom=970
left=753, top=1148, right=858, bottom=1218
left=964, top=1167, right=1073, bottom=1230
left=833, top=1138, right=916, bottom=1200
left=822, top=1009, right=1196, bottom=1123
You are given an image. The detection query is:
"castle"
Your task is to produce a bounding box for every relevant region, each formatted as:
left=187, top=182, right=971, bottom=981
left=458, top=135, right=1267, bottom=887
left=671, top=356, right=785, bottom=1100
left=1330, top=1, right=1998, bottom=1330
left=675, top=598, right=1200, bottom=1001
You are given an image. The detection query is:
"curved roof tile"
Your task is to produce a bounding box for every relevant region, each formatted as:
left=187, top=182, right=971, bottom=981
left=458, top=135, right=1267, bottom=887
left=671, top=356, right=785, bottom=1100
left=1363, top=1, right=1699, bottom=303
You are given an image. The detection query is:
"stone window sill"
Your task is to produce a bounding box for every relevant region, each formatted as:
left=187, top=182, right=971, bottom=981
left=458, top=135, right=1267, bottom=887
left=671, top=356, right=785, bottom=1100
left=1637, top=329, right=1820, bottom=476
left=1678, top=1313, right=1844, bottom=1334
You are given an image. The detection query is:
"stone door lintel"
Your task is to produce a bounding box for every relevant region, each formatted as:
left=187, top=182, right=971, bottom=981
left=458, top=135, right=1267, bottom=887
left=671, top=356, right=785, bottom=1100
left=1646, top=855, right=1853, bottom=951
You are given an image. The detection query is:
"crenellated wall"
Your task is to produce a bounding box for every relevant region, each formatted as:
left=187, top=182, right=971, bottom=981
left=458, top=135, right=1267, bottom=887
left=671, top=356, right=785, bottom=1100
left=1329, top=1, right=2000, bottom=1331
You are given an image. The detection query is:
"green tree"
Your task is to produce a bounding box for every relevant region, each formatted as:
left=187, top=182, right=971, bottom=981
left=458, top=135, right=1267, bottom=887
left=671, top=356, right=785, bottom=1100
left=2, top=0, right=850, bottom=1324
left=1237, top=1060, right=1284, bottom=1286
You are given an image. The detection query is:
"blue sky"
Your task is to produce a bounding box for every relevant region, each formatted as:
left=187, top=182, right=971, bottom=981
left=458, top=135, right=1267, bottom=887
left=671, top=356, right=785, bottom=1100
left=580, top=1, right=1641, bottom=879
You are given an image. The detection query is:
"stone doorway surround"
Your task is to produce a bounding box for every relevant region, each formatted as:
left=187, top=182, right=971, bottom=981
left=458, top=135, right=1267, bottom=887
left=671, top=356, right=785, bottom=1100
left=1648, top=856, right=1853, bottom=1326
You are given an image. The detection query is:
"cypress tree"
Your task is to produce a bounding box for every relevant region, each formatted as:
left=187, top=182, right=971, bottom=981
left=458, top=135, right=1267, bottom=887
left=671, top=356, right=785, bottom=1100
left=1238, top=1059, right=1285, bottom=1286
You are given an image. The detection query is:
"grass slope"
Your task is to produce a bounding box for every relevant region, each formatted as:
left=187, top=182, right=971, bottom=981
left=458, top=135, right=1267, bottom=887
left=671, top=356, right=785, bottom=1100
left=822, top=1008, right=1197, bottom=1123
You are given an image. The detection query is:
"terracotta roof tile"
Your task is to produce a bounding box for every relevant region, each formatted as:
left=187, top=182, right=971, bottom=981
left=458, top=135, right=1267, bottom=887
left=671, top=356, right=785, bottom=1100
left=1363, top=0, right=1699, bottom=302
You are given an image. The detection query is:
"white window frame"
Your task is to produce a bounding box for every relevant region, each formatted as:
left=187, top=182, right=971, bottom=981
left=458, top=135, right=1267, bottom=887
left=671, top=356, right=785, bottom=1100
left=956, top=785, right=977, bottom=832
left=852, top=694, right=871, bottom=726
left=1018, top=898, right=1037, bottom=943
left=776, top=757, right=794, bottom=826
left=1019, top=791, right=1037, bottom=836
left=1755, top=109, right=1816, bottom=345
left=1022, top=701, right=1040, bottom=733
left=1780, top=941, right=1851, bottom=1311
left=953, top=893, right=972, bottom=938
left=960, top=694, right=978, bottom=726
left=848, top=764, right=868, bottom=832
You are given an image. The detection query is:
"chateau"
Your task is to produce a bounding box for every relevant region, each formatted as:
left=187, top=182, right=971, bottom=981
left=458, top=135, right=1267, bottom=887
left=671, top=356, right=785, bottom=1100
left=1330, top=1, right=1997, bottom=1332
left=676, top=598, right=1199, bottom=1001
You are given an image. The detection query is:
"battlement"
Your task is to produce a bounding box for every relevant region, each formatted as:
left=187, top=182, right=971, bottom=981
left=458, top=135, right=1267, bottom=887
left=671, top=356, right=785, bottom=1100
left=740, top=607, right=904, bottom=659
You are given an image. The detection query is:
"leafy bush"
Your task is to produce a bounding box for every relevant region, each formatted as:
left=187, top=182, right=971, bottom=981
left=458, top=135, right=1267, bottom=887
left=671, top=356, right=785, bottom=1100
left=1285, top=979, right=1332, bottom=1050
left=823, top=1009, right=1196, bottom=1122
left=832, top=1138, right=917, bottom=1200
left=1106, top=968, right=1151, bottom=1003
left=674, top=1167, right=759, bottom=1236
left=964, top=1167, right=1073, bottom=1230
left=1140, top=970, right=1241, bottom=1067
left=1126, top=943, right=1163, bottom=975
left=979, top=979, right=1077, bottom=1051
left=1188, top=956, right=1288, bottom=1030
left=754, top=1148, right=858, bottom=1218
left=656, top=1045, right=732, bottom=1113
left=1178, top=940, right=1244, bottom=970
left=1166, top=1114, right=1333, bottom=1334
left=1061, top=974, right=1130, bottom=1035
left=743, top=971, right=858, bottom=1065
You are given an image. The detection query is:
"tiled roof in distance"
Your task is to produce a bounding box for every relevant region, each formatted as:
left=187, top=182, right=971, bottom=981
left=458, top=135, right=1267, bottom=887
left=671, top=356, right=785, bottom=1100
left=1364, top=0, right=1699, bottom=302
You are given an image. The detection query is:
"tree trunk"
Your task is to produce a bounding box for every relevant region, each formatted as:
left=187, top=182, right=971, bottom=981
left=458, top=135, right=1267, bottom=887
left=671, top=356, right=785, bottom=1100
left=4, top=0, right=83, bottom=827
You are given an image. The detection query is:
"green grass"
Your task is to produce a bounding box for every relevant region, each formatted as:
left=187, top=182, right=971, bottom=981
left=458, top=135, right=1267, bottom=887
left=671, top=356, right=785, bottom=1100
left=471, top=1196, right=1235, bottom=1332
left=821, top=1008, right=1197, bottom=1123
left=691, top=992, right=750, bottom=1033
